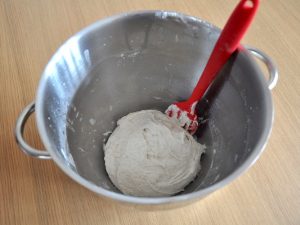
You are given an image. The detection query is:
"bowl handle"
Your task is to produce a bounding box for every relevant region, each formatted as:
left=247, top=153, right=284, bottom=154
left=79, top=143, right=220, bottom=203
left=15, top=102, right=51, bottom=159
left=246, top=46, right=279, bottom=90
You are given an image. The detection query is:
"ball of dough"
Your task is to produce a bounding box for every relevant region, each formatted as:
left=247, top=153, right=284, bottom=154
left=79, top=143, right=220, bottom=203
left=104, top=110, right=205, bottom=197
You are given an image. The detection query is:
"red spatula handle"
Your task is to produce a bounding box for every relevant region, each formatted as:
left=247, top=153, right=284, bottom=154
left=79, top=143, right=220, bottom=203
left=187, top=0, right=259, bottom=104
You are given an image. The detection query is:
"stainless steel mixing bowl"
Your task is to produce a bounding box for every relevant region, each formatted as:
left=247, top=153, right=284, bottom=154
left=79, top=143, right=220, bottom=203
left=15, top=11, right=278, bottom=208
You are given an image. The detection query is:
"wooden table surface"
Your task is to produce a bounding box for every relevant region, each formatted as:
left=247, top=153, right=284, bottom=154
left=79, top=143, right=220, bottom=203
left=1, top=0, right=299, bottom=224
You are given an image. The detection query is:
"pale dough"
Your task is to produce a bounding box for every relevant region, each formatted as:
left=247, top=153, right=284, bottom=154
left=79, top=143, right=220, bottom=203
left=104, top=110, right=205, bottom=197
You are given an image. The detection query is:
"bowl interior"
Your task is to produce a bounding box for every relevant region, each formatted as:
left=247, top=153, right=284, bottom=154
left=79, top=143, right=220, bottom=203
left=37, top=12, right=271, bottom=196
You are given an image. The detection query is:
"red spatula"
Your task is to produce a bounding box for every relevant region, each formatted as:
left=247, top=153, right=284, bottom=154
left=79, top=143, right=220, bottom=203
left=166, top=0, right=259, bottom=134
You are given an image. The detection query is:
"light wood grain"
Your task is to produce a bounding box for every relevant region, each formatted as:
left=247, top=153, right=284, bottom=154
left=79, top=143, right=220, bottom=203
left=1, top=0, right=299, bottom=224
